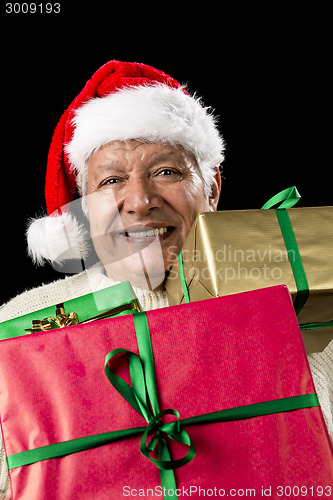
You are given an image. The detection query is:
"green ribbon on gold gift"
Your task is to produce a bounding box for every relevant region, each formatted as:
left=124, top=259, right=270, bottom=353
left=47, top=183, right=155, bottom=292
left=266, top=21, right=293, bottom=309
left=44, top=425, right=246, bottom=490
left=178, top=186, right=308, bottom=311
left=261, top=186, right=308, bottom=315
left=7, top=311, right=320, bottom=499
left=261, top=187, right=333, bottom=329
left=179, top=186, right=333, bottom=330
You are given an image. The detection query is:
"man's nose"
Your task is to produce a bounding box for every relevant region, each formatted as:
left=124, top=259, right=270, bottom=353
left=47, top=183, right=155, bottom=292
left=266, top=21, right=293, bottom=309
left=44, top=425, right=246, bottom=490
left=122, top=177, right=163, bottom=216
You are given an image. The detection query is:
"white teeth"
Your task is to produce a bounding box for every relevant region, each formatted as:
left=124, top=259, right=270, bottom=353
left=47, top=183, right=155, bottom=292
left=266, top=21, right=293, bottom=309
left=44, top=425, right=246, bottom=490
left=127, top=227, right=168, bottom=238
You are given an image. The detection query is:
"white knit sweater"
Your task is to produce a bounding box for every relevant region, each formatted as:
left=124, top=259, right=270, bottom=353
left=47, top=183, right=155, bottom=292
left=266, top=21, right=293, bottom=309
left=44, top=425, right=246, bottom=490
left=0, top=263, right=332, bottom=495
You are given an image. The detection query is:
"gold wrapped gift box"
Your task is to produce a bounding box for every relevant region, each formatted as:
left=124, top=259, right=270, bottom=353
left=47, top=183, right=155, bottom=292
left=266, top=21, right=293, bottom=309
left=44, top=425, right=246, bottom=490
left=166, top=207, right=333, bottom=353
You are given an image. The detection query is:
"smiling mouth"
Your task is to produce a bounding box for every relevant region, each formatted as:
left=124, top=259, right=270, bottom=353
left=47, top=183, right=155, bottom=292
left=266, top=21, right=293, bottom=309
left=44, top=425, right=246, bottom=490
left=126, top=227, right=169, bottom=238
left=116, top=226, right=174, bottom=240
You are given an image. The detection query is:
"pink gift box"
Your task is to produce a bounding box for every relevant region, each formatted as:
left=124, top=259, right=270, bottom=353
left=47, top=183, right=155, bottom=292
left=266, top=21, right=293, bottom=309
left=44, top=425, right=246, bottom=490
left=0, top=285, right=332, bottom=499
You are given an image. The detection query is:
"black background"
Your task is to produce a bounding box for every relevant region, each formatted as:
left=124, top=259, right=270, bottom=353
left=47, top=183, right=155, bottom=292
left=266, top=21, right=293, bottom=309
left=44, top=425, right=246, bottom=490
left=1, top=4, right=331, bottom=305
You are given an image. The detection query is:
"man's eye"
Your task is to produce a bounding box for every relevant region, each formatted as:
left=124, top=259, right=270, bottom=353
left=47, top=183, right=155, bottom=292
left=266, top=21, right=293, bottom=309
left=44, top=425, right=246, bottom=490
left=154, top=168, right=184, bottom=182
left=158, top=169, right=176, bottom=176
left=101, top=178, right=120, bottom=186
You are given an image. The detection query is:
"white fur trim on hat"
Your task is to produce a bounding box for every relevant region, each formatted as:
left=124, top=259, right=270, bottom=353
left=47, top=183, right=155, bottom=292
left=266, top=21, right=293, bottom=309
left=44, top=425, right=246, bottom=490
left=66, top=84, right=224, bottom=197
left=26, top=211, right=89, bottom=265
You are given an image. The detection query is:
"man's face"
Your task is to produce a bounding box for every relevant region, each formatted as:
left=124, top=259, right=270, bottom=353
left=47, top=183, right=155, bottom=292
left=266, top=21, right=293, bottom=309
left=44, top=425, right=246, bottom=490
left=86, top=140, right=220, bottom=289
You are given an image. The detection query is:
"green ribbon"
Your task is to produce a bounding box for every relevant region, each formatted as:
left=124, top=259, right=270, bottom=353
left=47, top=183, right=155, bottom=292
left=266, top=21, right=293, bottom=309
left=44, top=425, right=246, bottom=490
left=300, top=320, right=333, bottom=330
left=260, top=186, right=309, bottom=315
left=178, top=250, right=190, bottom=304
left=7, top=311, right=320, bottom=499
left=274, top=209, right=309, bottom=314
left=261, top=186, right=301, bottom=209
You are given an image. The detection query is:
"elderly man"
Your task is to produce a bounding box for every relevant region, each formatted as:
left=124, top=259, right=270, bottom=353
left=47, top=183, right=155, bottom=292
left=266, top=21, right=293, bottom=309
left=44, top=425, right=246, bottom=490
left=0, top=60, right=331, bottom=497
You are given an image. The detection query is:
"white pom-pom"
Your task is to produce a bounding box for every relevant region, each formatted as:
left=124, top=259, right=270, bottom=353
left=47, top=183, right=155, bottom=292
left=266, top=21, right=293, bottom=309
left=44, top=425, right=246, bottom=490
left=26, top=212, right=89, bottom=266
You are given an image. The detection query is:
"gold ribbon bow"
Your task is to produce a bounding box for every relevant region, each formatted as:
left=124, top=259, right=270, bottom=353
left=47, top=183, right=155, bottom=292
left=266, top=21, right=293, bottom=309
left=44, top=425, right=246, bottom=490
left=25, top=304, right=79, bottom=334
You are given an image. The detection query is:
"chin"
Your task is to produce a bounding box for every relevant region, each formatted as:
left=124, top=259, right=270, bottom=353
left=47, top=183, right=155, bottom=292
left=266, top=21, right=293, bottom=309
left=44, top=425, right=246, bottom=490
left=104, top=246, right=168, bottom=291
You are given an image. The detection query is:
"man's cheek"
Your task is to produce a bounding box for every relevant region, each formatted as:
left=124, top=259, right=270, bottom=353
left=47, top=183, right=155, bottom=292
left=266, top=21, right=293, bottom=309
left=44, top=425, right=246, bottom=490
left=89, top=219, right=104, bottom=239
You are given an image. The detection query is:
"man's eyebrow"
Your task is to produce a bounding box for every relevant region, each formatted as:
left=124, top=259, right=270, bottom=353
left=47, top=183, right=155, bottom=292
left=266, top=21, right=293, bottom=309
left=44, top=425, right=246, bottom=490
left=92, top=150, right=181, bottom=176
left=93, top=161, right=126, bottom=173
left=146, top=151, right=179, bottom=165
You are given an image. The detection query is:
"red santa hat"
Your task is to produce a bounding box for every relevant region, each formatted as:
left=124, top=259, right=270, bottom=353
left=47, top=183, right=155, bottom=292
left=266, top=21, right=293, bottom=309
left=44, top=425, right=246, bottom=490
left=27, top=60, right=224, bottom=265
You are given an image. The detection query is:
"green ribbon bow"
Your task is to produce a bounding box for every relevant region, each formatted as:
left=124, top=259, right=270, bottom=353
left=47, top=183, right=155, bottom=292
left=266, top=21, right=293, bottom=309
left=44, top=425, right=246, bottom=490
left=104, top=313, right=196, bottom=495
left=7, top=311, right=320, bottom=499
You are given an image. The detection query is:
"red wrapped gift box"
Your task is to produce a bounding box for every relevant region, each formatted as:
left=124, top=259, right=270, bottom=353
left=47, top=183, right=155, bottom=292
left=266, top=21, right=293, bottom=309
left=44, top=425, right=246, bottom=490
left=0, top=285, right=332, bottom=499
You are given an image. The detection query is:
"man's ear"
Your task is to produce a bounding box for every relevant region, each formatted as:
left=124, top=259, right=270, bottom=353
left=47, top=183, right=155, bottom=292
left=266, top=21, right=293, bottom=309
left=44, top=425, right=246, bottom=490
left=208, top=168, right=222, bottom=211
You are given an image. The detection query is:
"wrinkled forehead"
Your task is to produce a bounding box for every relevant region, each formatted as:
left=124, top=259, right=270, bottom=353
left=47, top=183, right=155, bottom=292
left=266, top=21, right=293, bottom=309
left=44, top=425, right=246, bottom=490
left=87, top=140, right=198, bottom=173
